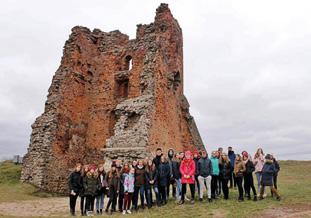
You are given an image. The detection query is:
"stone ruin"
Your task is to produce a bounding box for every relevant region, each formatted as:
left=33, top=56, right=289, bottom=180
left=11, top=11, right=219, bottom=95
left=21, top=3, right=204, bottom=193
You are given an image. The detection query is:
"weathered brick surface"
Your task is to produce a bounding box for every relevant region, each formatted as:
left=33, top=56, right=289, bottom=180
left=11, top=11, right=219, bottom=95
left=21, top=3, right=204, bottom=193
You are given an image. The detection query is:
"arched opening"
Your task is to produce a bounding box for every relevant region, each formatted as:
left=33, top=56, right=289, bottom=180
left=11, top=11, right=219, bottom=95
left=125, top=55, right=133, bottom=71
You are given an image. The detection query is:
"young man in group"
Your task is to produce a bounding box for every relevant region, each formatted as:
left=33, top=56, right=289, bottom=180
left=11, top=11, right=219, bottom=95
left=197, top=150, right=213, bottom=202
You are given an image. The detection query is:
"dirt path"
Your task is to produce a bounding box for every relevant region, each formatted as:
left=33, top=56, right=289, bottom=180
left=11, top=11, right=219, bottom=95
left=0, top=197, right=68, bottom=217
left=256, top=203, right=311, bottom=218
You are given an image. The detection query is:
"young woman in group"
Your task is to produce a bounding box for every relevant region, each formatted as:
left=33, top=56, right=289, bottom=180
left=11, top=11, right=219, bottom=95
left=253, top=148, right=265, bottom=192
left=158, top=156, right=170, bottom=205
left=68, top=163, right=82, bottom=216
left=105, top=162, right=120, bottom=214
left=242, top=151, right=257, bottom=201
left=96, top=164, right=107, bottom=215
left=219, top=153, right=231, bottom=200
left=133, top=160, right=146, bottom=211
left=210, top=151, right=220, bottom=199
left=145, top=159, right=159, bottom=207
left=234, top=154, right=246, bottom=202
left=123, top=165, right=134, bottom=214
left=179, top=150, right=196, bottom=205
left=259, top=154, right=281, bottom=201
left=83, top=165, right=99, bottom=216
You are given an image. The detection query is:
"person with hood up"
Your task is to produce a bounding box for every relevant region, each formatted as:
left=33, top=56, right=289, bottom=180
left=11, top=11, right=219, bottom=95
left=210, top=151, right=220, bottom=199
left=179, top=150, right=196, bottom=205
left=197, top=150, right=212, bottom=202
left=259, top=154, right=281, bottom=201
left=167, top=148, right=176, bottom=199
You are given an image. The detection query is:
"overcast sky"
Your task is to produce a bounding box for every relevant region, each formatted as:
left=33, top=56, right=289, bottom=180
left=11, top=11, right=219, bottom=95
left=1, top=0, right=311, bottom=160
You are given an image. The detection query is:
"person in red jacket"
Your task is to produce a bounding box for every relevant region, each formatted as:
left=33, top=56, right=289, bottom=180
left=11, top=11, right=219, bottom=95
left=179, top=150, right=196, bottom=205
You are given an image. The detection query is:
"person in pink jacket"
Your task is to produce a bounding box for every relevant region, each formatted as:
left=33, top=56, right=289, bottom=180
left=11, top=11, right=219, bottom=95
left=253, top=148, right=265, bottom=191
left=179, top=150, right=196, bottom=205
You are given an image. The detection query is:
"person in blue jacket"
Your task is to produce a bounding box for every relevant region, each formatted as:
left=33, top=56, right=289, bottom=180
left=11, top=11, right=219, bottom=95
left=228, top=146, right=236, bottom=189
left=259, top=154, right=281, bottom=201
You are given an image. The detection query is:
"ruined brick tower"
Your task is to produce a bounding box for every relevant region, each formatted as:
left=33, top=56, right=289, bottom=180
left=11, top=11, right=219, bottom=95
left=21, top=3, right=204, bottom=193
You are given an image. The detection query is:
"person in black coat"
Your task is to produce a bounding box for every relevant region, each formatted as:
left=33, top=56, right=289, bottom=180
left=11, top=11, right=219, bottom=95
left=172, top=153, right=182, bottom=200
left=167, top=148, right=176, bottom=198
left=68, top=163, right=82, bottom=216
left=259, top=154, right=281, bottom=201
left=272, top=155, right=280, bottom=192
left=242, top=152, right=257, bottom=201
left=153, top=148, right=163, bottom=169
left=145, top=160, right=159, bottom=207
left=219, top=154, right=231, bottom=200
left=158, top=156, right=170, bottom=205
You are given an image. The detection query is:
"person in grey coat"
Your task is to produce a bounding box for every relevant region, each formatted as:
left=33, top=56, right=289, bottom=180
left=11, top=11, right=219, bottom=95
left=197, top=150, right=213, bottom=202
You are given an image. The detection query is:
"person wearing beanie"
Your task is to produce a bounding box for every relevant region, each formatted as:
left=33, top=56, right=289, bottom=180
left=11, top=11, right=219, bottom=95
left=179, top=150, right=196, bottom=205
left=259, top=154, right=281, bottom=201
left=234, top=154, right=246, bottom=202
left=242, top=151, right=257, bottom=201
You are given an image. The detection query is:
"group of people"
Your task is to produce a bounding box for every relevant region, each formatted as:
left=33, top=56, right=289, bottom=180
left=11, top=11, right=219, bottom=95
left=68, top=147, right=281, bottom=216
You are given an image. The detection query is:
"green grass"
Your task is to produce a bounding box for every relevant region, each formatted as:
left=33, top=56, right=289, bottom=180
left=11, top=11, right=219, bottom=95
left=0, top=160, right=311, bottom=217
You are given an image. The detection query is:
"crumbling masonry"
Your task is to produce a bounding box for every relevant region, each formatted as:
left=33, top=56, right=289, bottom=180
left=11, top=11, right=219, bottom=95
left=21, top=3, right=204, bottom=193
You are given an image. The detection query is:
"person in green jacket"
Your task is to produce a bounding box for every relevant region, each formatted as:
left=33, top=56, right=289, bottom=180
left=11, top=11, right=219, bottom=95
left=210, top=151, right=220, bottom=199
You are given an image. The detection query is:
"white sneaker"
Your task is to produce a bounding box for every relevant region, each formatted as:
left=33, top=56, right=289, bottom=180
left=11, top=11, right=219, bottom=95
left=127, top=210, right=132, bottom=214
left=122, top=210, right=126, bottom=215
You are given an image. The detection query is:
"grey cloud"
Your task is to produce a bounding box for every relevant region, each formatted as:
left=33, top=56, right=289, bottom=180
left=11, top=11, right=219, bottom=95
left=1, top=0, right=311, bottom=160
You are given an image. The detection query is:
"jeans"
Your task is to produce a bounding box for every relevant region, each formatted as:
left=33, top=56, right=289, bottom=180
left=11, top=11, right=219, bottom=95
left=211, top=175, right=218, bottom=198
left=133, top=185, right=145, bottom=209
left=175, top=178, right=182, bottom=200
left=80, top=196, right=85, bottom=215
left=96, top=193, right=104, bottom=210
left=221, top=179, right=229, bottom=199
left=106, top=187, right=118, bottom=212
left=85, top=195, right=95, bottom=213
left=153, top=186, right=160, bottom=205
left=159, top=185, right=167, bottom=204
left=255, top=172, right=262, bottom=190
left=236, top=176, right=244, bottom=200
left=145, top=187, right=152, bottom=207
left=244, top=174, right=257, bottom=197
left=195, top=175, right=200, bottom=197
left=198, top=175, right=212, bottom=199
